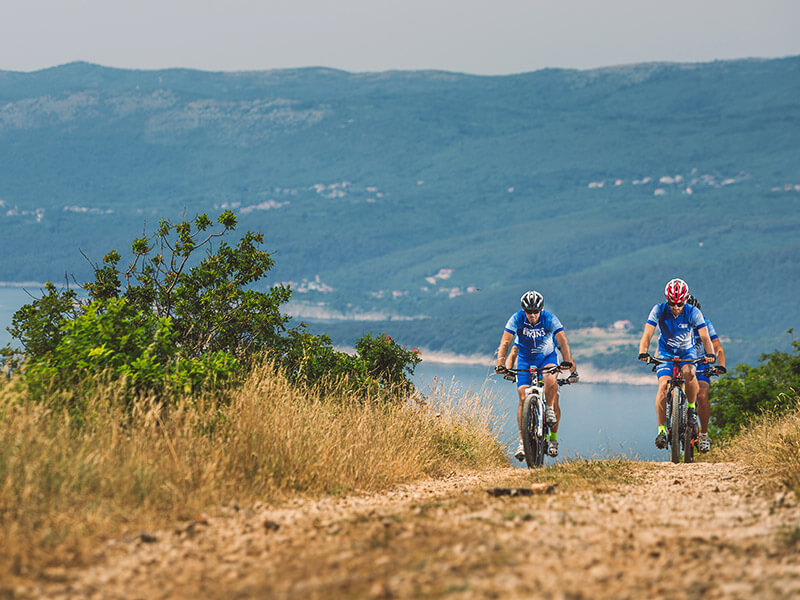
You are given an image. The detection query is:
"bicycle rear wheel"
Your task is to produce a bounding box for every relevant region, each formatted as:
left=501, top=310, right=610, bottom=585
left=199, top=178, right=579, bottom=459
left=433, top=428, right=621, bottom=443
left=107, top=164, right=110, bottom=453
left=669, top=387, right=682, bottom=464
left=685, top=419, right=698, bottom=464
left=521, top=392, right=545, bottom=468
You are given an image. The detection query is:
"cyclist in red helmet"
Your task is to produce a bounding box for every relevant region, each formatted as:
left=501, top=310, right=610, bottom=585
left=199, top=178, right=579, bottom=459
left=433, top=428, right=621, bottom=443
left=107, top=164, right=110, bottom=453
left=637, top=278, right=716, bottom=450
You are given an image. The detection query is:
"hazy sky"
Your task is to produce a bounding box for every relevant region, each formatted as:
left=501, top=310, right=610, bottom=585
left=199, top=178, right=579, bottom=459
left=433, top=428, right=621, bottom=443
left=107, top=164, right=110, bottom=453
left=3, top=0, right=799, bottom=74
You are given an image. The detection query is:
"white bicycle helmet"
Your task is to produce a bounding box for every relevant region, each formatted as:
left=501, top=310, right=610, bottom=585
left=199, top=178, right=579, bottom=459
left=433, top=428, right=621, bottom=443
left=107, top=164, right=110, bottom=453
left=520, top=290, right=544, bottom=312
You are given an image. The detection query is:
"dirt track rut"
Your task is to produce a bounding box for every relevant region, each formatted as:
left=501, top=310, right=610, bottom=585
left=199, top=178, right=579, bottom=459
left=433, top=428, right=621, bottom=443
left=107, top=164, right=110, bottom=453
left=21, top=462, right=800, bottom=599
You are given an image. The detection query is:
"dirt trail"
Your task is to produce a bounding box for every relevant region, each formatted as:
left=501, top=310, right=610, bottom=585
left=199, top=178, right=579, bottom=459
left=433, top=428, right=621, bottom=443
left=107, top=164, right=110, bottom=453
left=20, top=462, right=800, bottom=599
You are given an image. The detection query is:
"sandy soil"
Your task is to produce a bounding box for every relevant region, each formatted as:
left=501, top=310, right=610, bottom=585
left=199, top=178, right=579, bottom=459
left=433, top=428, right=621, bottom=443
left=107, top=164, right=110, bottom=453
left=17, top=462, right=800, bottom=599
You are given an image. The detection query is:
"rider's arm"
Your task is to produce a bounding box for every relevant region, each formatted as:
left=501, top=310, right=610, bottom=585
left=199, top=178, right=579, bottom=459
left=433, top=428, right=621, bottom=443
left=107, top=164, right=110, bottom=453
left=505, top=344, right=518, bottom=370
left=496, top=330, right=514, bottom=370
left=697, top=327, right=716, bottom=363
left=554, top=330, right=576, bottom=373
left=638, top=323, right=656, bottom=357
left=712, top=337, right=726, bottom=369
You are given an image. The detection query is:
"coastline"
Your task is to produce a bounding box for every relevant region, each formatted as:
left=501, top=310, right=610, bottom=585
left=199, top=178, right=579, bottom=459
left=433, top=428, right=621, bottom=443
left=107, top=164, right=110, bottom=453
left=417, top=349, right=654, bottom=386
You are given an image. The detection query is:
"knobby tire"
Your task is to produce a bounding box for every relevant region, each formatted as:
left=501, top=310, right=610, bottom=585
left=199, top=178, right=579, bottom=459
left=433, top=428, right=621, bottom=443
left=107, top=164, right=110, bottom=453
left=670, top=387, right=682, bottom=464
left=521, top=391, right=545, bottom=468
left=685, top=416, right=698, bottom=464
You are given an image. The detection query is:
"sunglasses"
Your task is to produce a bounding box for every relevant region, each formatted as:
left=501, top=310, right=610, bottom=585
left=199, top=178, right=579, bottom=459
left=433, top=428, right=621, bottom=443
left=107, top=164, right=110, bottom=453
left=525, top=309, right=542, bottom=315
left=668, top=301, right=685, bottom=308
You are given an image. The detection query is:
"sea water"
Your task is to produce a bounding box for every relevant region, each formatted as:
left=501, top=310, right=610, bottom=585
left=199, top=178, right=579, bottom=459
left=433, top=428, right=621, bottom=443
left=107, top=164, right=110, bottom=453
left=414, top=361, right=664, bottom=465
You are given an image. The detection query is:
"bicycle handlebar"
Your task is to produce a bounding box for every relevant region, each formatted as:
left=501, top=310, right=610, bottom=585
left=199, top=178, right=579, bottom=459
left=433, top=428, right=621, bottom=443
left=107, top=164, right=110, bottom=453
left=495, top=365, right=579, bottom=386
left=646, top=356, right=707, bottom=367
left=703, top=365, right=726, bottom=377
left=641, top=355, right=724, bottom=377
left=500, top=365, right=563, bottom=375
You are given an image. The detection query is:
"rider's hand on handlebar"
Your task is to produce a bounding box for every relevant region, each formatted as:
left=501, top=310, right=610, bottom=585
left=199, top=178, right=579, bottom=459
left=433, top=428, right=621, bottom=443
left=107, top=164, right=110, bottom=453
left=566, top=371, right=580, bottom=384
left=559, top=360, right=573, bottom=370
left=715, top=365, right=727, bottom=375
left=704, top=353, right=717, bottom=364
left=495, top=365, right=509, bottom=375
left=638, top=352, right=652, bottom=363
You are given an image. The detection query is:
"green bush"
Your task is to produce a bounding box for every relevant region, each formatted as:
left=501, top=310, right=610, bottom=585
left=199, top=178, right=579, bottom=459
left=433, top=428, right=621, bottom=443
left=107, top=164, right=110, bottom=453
left=280, top=328, right=369, bottom=389
left=2, top=212, right=423, bottom=410
left=355, top=333, right=421, bottom=394
left=710, top=330, right=800, bottom=438
left=2, top=282, right=79, bottom=364
left=83, top=211, right=291, bottom=362
left=279, top=330, right=422, bottom=400
left=21, top=297, right=241, bottom=410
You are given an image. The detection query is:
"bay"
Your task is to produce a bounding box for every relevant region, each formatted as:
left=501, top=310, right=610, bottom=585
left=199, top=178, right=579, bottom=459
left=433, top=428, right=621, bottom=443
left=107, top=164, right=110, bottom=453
left=414, top=361, right=665, bottom=466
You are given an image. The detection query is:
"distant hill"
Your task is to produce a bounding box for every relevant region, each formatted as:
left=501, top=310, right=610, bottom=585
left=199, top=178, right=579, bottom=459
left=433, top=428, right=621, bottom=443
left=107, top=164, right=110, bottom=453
left=1, top=58, right=799, bottom=368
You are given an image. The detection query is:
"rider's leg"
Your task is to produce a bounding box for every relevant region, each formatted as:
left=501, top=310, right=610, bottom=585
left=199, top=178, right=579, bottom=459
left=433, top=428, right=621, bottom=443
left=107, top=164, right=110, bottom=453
left=697, top=380, right=711, bottom=433
left=543, top=370, right=560, bottom=432
left=513, top=384, right=529, bottom=460
left=516, top=384, right=528, bottom=437
left=683, top=364, right=698, bottom=404
left=655, top=376, right=670, bottom=426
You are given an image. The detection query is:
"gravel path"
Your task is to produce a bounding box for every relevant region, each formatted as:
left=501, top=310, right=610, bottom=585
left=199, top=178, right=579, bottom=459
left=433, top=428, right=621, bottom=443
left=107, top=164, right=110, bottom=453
left=19, top=462, right=800, bottom=599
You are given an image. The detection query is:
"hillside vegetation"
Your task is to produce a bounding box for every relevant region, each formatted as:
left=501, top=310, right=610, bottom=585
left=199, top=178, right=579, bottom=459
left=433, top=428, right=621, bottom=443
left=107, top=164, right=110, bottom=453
left=0, top=364, right=505, bottom=586
left=4, top=373, right=799, bottom=597
left=1, top=58, right=799, bottom=366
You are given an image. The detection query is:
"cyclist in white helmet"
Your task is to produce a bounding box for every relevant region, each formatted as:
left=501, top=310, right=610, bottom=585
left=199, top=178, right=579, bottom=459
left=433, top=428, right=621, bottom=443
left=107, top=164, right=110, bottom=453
left=638, top=279, right=716, bottom=450
left=495, top=290, right=578, bottom=461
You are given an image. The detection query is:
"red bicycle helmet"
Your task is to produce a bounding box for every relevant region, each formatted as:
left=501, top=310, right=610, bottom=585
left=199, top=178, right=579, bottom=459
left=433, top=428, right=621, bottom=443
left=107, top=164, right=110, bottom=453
left=664, top=278, right=689, bottom=304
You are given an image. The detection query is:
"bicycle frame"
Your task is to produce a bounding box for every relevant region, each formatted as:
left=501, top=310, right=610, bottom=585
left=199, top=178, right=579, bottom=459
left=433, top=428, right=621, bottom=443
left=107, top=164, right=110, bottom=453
left=501, top=365, right=573, bottom=468
left=648, top=356, right=705, bottom=464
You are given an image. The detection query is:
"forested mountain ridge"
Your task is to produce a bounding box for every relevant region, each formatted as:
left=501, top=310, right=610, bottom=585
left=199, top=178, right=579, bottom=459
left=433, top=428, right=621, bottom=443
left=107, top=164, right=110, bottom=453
left=1, top=57, right=798, bottom=367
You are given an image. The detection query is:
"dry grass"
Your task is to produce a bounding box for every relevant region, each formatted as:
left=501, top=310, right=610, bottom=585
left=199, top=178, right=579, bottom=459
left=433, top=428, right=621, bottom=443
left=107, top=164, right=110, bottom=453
left=478, top=457, right=656, bottom=496
left=0, top=362, right=506, bottom=586
left=525, top=457, right=656, bottom=491
left=711, top=389, right=800, bottom=495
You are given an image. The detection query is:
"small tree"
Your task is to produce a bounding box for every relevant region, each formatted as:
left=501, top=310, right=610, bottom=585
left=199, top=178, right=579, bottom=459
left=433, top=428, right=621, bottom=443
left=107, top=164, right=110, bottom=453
left=84, top=211, right=291, bottom=361
left=3, top=212, right=290, bottom=402
left=3, top=211, right=424, bottom=407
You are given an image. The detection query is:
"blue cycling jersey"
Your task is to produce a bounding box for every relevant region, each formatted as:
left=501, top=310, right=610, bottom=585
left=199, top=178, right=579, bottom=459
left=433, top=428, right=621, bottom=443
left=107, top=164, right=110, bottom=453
left=505, top=310, right=564, bottom=360
left=693, top=317, right=718, bottom=358
left=646, top=303, right=706, bottom=358
left=694, top=317, right=719, bottom=377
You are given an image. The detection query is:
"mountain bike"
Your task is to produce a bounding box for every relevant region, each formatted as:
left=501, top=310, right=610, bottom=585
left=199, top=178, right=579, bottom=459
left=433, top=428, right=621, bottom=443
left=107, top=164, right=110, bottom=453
left=644, top=356, right=708, bottom=464
left=499, top=365, right=577, bottom=468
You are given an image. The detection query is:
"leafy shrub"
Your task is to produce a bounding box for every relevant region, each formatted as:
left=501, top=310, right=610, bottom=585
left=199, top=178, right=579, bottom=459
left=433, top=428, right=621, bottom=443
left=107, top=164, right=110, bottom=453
left=279, top=330, right=422, bottom=400
left=2, top=212, right=422, bottom=409
left=710, top=330, right=800, bottom=438
left=21, top=297, right=241, bottom=412
left=83, top=211, right=291, bottom=361
left=280, top=328, right=369, bottom=389
left=355, top=333, right=421, bottom=394
left=2, top=282, right=79, bottom=366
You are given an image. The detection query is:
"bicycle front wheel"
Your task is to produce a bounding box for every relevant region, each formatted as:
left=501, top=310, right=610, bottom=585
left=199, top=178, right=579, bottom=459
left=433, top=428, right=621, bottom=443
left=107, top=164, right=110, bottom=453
left=521, top=393, right=545, bottom=468
left=669, top=387, right=682, bottom=464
